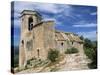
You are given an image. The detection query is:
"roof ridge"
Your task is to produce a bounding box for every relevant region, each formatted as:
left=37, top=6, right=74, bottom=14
left=60, top=32, right=70, bottom=41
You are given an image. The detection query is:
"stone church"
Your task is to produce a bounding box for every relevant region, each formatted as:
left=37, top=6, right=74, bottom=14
left=19, top=10, right=85, bottom=67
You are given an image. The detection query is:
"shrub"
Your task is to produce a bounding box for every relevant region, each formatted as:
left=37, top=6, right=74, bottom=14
left=47, top=49, right=59, bottom=62
left=83, top=38, right=97, bottom=69
left=65, top=47, right=79, bottom=54
left=84, top=46, right=97, bottom=69
left=84, top=48, right=94, bottom=60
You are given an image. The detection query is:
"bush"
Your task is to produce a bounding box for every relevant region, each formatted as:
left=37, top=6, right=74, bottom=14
left=84, top=47, right=97, bottom=69
left=84, top=48, right=94, bottom=60
left=65, top=47, right=79, bottom=54
left=47, top=49, right=59, bottom=62
left=83, top=38, right=97, bottom=69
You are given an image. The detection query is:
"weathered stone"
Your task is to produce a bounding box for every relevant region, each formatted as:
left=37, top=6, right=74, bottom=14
left=19, top=10, right=88, bottom=70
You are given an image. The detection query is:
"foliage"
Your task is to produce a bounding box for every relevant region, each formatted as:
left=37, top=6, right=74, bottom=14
left=14, top=54, right=19, bottom=67
left=65, top=47, right=79, bottom=54
left=80, top=35, right=84, bottom=40
left=47, top=49, right=59, bottom=62
left=84, top=48, right=94, bottom=60
left=25, top=58, right=50, bottom=69
left=27, top=58, right=36, bottom=65
left=83, top=38, right=97, bottom=69
left=84, top=38, right=93, bottom=48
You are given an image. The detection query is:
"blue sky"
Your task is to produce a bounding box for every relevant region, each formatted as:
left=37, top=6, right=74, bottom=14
left=11, top=1, right=97, bottom=46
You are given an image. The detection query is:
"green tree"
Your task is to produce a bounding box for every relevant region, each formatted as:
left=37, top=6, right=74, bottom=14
left=47, top=49, right=59, bottom=62
left=83, top=38, right=97, bottom=69
left=80, top=35, right=84, bottom=40
left=84, top=38, right=93, bottom=48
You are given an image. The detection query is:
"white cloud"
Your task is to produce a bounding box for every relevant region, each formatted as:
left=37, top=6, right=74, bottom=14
left=90, top=12, right=97, bottom=15
left=77, top=31, right=97, bottom=41
left=43, top=18, right=56, bottom=22
left=73, top=23, right=97, bottom=27
left=43, top=17, right=63, bottom=26
left=13, top=2, right=72, bottom=26
left=14, top=2, right=72, bottom=14
left=14, top=2, right=35, bottom=12
left=34, top=4, right=59, bottom=14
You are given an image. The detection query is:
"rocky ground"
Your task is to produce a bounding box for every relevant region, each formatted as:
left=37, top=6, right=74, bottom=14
left=59, top=54, right=90, bottom=71
left=17, top=54, right=90, bottom=74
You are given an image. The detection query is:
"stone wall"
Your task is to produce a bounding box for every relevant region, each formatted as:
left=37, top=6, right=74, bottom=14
left=19, top=10, right=85, bottom=68
left=56, top=40, right=67, bottom=53
left=19, top=11, right=41, bottom=67
left=43, top=21, right=55, bottom=59
left=32, top=23, right=45, bottom=59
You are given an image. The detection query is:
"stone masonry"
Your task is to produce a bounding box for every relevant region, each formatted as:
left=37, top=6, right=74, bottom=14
left=19, top=10, right=86, bottom=68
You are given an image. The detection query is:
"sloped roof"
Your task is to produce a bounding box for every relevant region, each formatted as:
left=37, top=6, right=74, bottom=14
left=55, top=32, right=66, bottom=41
left=69, top=34, right=83, bottom=42
left=55, top=30, right=83, bottom=42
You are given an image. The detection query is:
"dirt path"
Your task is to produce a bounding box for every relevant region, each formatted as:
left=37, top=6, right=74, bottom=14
left=59, top=54, right=89, bottom=71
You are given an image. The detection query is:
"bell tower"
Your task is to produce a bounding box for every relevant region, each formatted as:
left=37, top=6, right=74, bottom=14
left=19, top=10, right=42, bottom=67
left=20, top=10, right=42, bottom=33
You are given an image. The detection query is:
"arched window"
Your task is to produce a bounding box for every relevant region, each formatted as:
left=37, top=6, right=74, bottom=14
left=28, top=17, right=33, bottom=31
left=21, top=40, right=24, bottom=46
left=61, top=42, right=64, bottom=46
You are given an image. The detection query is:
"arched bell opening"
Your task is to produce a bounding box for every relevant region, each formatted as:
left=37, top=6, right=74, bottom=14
left=28, top=17, right=33, bottom=31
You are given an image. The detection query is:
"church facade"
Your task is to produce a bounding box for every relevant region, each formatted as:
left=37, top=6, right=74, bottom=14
left=19, top=10, right=85, bottom=67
